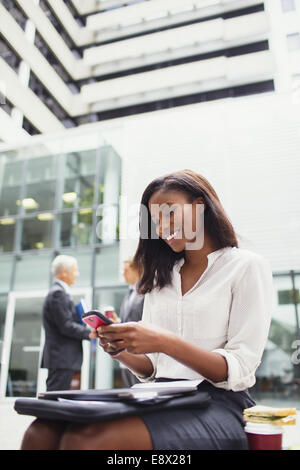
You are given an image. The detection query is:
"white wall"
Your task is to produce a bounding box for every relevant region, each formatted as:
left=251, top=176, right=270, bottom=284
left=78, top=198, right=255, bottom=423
left=116, top=92, right=300, bottom=273
left=1, top=91, right=299, bottom=274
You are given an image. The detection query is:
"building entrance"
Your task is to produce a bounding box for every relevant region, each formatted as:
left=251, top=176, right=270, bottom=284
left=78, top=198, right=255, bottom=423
left=0, top=289, right=91, bottom=399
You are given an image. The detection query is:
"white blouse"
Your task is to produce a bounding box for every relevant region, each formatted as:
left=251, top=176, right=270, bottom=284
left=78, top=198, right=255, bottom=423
left=134, top=246, right=275, bottom=392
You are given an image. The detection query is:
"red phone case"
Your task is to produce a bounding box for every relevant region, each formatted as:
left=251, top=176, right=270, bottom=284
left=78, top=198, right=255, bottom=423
left=82, top=313, right=111, bottom=329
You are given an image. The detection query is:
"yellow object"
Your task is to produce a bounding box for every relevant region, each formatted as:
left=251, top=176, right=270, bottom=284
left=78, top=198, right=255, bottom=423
left=243, top=405, right=297, bottom=426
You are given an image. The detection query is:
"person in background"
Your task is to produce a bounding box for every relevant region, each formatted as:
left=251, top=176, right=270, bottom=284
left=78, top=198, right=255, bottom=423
left=119, top=258, right=144, bottom=387
left=41, top=255, right=93, bottom=391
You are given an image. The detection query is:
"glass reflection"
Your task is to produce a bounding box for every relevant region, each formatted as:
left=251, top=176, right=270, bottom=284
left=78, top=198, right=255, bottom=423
left=252, top=274, right=300, bottom=408
left=0, top=160, right=23, bottom=217
left=7, top=296, right=44, bottom=397
left=0, top=256, right=13, bottom=292
left=14, top=253, right=50, bottom=291
left=0, top=294, right=8, bottom=378
left=0, top=219, right=15, bottom=252
left=95, top=245, right=120, bottom=286
left=21, top=217, right=53, bottom=250
left=59, top=210, right=93, bottom=247
left=23, top=156, right=57, bottom=213
left=62, top=151, right=96, bottom=210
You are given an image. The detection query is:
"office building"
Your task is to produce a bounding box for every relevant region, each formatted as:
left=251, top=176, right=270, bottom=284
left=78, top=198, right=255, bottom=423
left=0, top=0, right=299, bottom=406
left=1, top=0, right=296, bottom=140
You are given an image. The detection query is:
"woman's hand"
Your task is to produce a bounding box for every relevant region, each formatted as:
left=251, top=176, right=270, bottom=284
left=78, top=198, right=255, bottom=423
left=98, top=333, right=126, bottom=356
left=97, top=321, right=172, bottom=355
left=88, top=311, right=123, bottom=355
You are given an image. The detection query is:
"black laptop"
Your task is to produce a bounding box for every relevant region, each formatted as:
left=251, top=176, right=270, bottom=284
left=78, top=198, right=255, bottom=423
left=38, top=381, right=201, bottom=403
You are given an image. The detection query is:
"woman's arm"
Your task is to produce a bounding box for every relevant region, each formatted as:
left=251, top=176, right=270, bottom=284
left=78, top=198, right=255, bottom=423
left=162, top=335, right=228, bottom=383
left=97, top=322, right=228, bottom=383
left=113, top=350, right=154, bottom=379
left=95, top=329, right=154, bottom=379
left=97, top=256, right=273, bottom=388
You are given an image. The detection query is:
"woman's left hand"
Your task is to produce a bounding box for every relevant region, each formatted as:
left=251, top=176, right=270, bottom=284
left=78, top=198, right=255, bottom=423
left=97, top=321, right=171, bottom=355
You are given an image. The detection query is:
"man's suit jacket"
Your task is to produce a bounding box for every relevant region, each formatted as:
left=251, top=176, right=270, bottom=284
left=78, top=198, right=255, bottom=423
left=42, top=282, right=90, bottom=371
left=119, top=285, right=144, bottom=324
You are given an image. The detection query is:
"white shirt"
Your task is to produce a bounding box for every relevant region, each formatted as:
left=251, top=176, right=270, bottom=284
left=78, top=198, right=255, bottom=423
left=55, top=278, right=71, bottom=297
left=135, top=247, right=275, bottom=392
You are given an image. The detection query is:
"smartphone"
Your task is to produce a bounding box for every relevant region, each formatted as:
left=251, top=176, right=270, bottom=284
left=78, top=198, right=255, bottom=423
left=82, top=310, right=113, bottom=329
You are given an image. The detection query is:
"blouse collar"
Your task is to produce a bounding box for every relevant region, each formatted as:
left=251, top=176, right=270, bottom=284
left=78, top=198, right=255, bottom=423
left=174, top=246, right=232, bottom=272
left=172, top=247, right=233, bottom=296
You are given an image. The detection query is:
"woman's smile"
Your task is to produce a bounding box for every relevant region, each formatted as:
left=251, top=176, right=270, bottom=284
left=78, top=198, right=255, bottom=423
left=165, top=228, right=181, bottom=242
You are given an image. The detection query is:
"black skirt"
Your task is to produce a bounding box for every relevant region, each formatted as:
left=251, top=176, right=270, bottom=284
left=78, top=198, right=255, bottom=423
left=139, top=380, right=255, bottom=450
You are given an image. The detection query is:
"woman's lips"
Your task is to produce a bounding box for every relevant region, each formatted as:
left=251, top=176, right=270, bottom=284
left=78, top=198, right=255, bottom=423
left=165, top=229, right=181, bottom=243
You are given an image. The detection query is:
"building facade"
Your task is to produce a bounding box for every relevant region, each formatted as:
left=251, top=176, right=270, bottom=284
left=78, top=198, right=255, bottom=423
left=0, top=135, right=125, bottom=397
left=0, top=0, right=300, bottom=406
left=2, top=0, right=299, bottom=141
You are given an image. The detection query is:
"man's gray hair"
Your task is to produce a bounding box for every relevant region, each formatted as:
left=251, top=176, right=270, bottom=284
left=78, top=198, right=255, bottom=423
left=51, top=255, right=78, bottom=277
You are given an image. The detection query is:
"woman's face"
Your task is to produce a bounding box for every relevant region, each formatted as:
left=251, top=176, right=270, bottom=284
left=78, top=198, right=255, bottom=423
left=148, top=189, right=205, bottom=252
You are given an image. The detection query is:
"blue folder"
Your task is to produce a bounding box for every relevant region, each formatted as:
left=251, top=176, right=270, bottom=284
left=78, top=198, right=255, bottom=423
left=75, top=299, right=88, bottom=324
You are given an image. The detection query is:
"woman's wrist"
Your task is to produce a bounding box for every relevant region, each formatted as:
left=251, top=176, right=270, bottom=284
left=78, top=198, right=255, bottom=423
left=108, top=348, right=126, bottom=358
left=158, top=330, right=179, bottom=355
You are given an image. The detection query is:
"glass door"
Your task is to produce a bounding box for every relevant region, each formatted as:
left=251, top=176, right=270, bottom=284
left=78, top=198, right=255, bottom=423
left=0, top=288, right=92, bottom=399
left=1, top=291, right=47, bottom=398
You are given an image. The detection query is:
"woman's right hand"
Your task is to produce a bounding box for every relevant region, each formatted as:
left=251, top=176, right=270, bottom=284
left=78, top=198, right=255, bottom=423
left=88, top=329, right=125, bottom=357
left=89, top=329, right=124, bottom=356
left=98, top=335, right=126, bottom=356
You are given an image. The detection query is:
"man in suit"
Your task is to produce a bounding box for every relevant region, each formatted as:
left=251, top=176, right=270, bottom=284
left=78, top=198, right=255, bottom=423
left=119, top=258, right=144, bottom=387
left=42, top=255, right=92, bottom=391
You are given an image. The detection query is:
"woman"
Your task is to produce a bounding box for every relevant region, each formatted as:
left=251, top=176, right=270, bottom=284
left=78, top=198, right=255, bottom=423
left=21, top=170, right=274, bottom=450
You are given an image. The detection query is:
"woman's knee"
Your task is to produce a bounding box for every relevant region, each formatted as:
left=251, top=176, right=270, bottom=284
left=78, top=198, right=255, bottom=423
left=59, top=417, right=153, bottom=450
left=21, top=418, right=67, bottom=450
left=59, top=423, right=108, bottom=450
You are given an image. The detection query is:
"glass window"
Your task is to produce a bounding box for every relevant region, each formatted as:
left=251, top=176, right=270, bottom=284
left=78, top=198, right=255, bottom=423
left=95, top=245, right=120, bottom=286
left=0, top=294, right=7, bottom=342
left=0, top=160, right=23, bottom=217
left=97, top=146, right=121, bottom=207
left=59, top=210, right=94, bottom=248
left=94, top=286, right=128, bottom=317
left=293, top=273, right=300, bottom=382
left=287, top=33, right=300, bottom=51
left=23, top=155, right=58, bottom=213
left=95, top=203, right=119, bottom=244
left=7, top=296, right=44, bottom=397
left=95, top=147, right=121, bottom=243
left=0, top=294, right=8, bottom=379
left=0, top=218, right=15, bottom=252
left=21, top=216, right=53, bottom=251
left=0, top=256, right=13, bottom=292
left=62, top=150, right=97, bottom=210
left=252, top=275, right=300, bottom=408
left=281, top=0, right=296, bottom=12
left=14, top=253, right=50, bottom=291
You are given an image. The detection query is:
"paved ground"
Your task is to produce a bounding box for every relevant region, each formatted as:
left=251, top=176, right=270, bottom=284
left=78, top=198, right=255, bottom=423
left=0, top=400, right=35, bottom=450
left=1, top=400, right=300, bottom=450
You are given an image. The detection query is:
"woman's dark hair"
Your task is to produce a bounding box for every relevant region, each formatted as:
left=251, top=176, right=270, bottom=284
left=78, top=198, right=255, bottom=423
left=133, top=169, right=239, bottom=294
